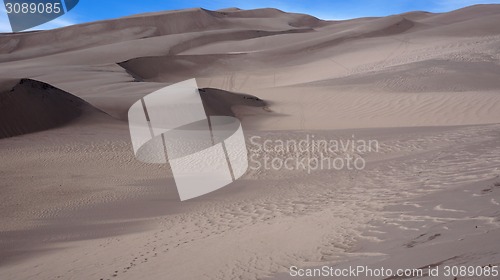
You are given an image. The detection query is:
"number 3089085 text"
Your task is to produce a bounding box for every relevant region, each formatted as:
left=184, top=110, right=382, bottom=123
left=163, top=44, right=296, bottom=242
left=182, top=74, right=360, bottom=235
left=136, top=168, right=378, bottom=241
left=5, top=2, right=62, bottom=14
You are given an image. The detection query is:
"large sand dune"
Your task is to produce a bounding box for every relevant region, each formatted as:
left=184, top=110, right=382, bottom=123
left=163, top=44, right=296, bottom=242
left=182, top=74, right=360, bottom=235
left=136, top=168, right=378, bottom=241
left=0, top=79, right=107, bottom=139
left=0, top=4, right=499, bottom=280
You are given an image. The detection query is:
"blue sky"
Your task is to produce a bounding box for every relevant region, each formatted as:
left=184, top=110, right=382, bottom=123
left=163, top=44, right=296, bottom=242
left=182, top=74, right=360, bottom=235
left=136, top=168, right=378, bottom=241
left=1, top=0, right=500, bottom=32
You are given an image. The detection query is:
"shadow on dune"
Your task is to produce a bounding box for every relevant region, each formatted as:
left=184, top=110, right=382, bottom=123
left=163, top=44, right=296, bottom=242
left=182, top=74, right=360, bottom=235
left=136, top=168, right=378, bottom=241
left=199, top=87, right=268, bottom=117
left=0, top=79, right=107, bottom=139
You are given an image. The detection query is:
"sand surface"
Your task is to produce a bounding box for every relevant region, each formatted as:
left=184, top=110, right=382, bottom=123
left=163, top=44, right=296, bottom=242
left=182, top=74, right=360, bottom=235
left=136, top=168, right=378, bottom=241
left=1, top=4, right=500, bottom=280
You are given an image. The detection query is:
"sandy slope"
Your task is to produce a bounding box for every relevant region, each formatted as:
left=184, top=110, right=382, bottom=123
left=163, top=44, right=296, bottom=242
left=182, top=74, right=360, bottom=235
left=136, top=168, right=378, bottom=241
left=0, top=4, right=500, bottom=280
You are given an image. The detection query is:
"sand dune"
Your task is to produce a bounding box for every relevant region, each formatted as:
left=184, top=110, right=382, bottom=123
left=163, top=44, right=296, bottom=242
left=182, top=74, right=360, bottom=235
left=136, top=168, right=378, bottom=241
left=0, top=79, right=106, bottom=139
left=0, top=78, right=265, bottom=138
left=1, top=4, right=500, bottom=280
left=0, top=5, right=498, bottom=129
left=199, top=88, right=267, bottom=117
left=0, top=8, right=320, bottom=62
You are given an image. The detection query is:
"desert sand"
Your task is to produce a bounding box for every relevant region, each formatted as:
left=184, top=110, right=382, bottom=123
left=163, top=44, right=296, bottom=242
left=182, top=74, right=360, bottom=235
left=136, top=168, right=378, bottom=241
left=0, top=4, right=499, bottom=280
